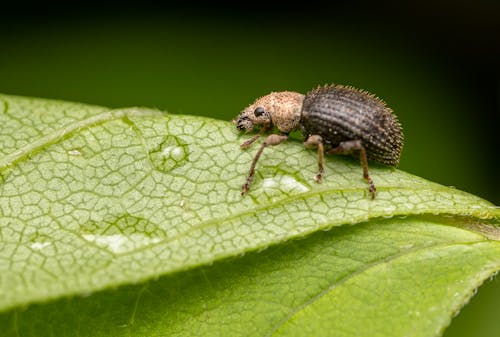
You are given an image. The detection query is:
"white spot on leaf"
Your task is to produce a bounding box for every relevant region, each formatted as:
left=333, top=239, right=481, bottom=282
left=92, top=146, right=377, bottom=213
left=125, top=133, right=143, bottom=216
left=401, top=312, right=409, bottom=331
left=30, top=242, right=51, bottom=250
left=82, top=234, right=162, bottom=254
left=67, top=149, right=82, bottom=156
left=262, top=175, right=309, bottom=193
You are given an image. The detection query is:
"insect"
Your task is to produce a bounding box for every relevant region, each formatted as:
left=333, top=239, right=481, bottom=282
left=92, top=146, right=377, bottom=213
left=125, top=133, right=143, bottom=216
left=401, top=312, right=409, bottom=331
left=234, top=84, right=404, bottom=199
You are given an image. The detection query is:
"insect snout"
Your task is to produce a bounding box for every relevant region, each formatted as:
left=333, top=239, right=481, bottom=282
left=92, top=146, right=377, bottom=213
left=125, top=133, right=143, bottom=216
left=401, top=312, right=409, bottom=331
left=236, top=115, right=253, bottom=131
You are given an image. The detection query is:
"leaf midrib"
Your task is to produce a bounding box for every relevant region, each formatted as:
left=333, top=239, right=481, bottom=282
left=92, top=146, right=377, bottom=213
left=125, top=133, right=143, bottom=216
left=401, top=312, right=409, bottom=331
left=115, top=186, right=499, bottom=259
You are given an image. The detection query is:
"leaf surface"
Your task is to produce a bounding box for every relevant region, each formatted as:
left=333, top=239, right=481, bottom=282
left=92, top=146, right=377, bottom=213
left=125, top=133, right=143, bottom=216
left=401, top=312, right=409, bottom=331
left=0, top=94, right=499, bottom=336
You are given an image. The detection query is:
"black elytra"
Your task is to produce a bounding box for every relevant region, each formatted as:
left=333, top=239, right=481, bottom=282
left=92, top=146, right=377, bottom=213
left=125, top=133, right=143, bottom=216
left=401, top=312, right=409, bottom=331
left=234, top=84, right=404, bottom=199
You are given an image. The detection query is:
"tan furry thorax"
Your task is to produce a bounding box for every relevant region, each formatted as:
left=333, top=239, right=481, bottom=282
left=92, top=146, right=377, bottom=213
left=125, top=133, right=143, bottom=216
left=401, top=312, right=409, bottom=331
left=235, top=91, right=305, bottom=134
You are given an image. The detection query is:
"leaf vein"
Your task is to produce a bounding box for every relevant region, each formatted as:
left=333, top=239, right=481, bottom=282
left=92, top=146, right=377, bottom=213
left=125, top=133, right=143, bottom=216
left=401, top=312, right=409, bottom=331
left=0, top=108, right=163, bottom=174
left=264, top=240, right=492, bottom=336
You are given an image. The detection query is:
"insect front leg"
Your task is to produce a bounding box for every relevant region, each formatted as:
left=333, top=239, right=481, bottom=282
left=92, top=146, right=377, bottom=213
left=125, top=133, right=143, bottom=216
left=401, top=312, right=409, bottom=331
left=303, top=135, right=324, bottom=183
left=240, top=124, right=271, bottom=149
left=328, top=140, right=376, bottom=199
left=242, top=133, right=289, bottom=195
left=240, top=130, right=264, bottom=149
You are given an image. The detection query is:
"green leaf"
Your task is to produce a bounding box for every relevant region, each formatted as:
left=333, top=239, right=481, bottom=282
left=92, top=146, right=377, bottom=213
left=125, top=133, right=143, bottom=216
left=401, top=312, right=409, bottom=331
left=0, top=94, right=499, bottom=336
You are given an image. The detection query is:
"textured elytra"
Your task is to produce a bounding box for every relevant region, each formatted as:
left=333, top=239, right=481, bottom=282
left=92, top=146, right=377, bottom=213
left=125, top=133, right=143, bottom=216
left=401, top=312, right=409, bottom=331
left=301, top=85, right=403, bottom=166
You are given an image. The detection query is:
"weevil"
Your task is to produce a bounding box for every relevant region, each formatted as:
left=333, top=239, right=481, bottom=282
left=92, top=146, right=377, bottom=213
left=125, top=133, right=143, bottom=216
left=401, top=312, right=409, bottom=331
left=234, top=84, right=404, bottom=199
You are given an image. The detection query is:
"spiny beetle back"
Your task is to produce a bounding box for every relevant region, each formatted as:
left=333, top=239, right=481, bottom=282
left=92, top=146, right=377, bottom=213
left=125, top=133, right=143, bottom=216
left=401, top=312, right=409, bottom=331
left=300, top=85, right=403, bottom=166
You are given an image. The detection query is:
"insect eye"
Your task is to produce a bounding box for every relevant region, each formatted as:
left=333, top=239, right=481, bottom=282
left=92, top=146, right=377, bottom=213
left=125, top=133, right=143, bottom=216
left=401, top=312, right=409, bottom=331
left=254, top=107, right=265, bottom=117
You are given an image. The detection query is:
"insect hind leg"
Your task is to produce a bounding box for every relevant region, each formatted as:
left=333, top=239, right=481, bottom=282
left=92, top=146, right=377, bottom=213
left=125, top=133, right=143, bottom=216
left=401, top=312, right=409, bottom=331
left=328, top=140, right=376, bottom=199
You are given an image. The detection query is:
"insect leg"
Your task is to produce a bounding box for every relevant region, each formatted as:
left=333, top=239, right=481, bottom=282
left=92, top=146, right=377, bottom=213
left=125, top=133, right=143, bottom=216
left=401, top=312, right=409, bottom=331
left=303, top=135, right=324, bottom=183
left=240, top=130, right=264, bottom=149
left=328, top=140, right=376, bottom=199
left=240, top=124, right=271, bottom=149
left=242, top=134, right=288, bottom=195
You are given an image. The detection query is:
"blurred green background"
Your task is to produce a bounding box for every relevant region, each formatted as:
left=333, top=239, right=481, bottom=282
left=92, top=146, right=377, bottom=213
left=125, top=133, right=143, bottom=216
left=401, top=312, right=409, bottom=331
left=0, top=2, right=498, bottom=336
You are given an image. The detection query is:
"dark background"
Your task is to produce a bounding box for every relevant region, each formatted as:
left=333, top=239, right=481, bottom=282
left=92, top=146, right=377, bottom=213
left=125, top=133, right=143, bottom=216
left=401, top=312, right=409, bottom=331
left=0, top=1, right=499, bottom=336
